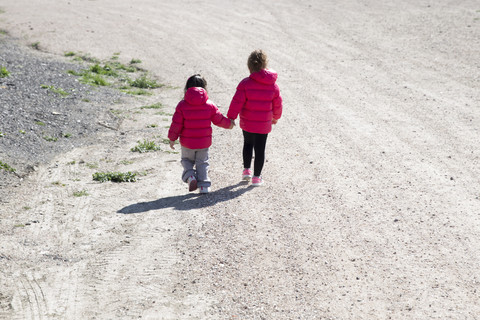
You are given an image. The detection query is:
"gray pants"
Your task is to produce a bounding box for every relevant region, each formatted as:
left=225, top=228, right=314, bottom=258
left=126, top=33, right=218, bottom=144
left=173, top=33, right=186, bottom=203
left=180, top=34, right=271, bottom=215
left=181, top=146, right=211, bottom=187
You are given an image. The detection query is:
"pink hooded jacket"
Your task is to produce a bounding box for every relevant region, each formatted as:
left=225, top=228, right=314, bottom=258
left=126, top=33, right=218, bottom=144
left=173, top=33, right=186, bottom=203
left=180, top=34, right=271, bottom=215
left=168, top=87, right=231, bottom=149
left=227, top=69, right=282, bottom=134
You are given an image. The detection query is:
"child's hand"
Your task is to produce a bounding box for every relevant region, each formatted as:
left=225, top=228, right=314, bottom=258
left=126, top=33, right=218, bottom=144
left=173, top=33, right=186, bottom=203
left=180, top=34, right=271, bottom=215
left=169, top=140, right=176, bottom=150
left=229, top=119, right=236, bottom=129
left=272, top=118, right=278, bottom=125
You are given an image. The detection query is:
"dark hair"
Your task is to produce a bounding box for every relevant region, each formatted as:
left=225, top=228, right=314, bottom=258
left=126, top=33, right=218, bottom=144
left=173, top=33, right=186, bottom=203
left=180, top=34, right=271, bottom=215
left=184, top=74, right=207, bottom=94
left=247, top=50, right=268, bottom=73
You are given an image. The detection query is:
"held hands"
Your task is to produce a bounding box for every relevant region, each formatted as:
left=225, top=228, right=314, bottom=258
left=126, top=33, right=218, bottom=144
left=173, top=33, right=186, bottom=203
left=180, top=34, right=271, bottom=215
left=169, top=140, right=176, bottom=150
left=272, top=118, right=278, bottom=125
left=229, top=119, right=236, bottom=129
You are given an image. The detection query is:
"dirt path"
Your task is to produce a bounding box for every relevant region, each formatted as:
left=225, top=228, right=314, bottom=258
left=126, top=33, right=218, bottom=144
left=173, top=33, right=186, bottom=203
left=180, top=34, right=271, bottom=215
left=1, top=0, right=480, bottom=319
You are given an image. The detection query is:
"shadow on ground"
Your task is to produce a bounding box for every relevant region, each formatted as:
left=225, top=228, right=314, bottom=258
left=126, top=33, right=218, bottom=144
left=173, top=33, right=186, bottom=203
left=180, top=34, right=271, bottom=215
left=117, top=182, right=253, bottom=214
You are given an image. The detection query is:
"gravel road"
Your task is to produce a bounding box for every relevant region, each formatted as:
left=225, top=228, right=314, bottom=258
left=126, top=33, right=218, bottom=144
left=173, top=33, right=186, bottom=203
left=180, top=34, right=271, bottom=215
left=1, top=1, right=479, bottom=319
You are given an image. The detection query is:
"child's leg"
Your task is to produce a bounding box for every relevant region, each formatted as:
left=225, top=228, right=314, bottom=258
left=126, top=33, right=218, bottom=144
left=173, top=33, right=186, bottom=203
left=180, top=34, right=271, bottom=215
left=253, top=133, right=268, bottom=177
left=195, top=148, right=211, bottom=187
left=181, top=146, right=196, bottom=182
left=242, top=130, right=255, bottom=169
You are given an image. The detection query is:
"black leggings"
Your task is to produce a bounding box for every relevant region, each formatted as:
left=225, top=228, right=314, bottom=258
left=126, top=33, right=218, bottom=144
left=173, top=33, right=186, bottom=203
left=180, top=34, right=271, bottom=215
left=243, top=130, right=268, bottom=177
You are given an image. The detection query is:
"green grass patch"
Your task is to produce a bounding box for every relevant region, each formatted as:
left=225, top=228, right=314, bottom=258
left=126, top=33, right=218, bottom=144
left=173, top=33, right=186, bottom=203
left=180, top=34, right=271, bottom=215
left=64, top=51, right=76, bottom=57
left=31, top=42, right=40, bottom=50
left=35, top=121, right=46, bottom=126
left=119, top=160, right=134, bottom=165
left=81, top=73, right=109, bottom=86
left=92, top=171, right=137, bottom=183
left=122, top=88, right=151, bottom=96
left=155, top=111, right=173, bottom=116
left=0, top=66, right=10, bottom=78
left=73, top=190, right=89, bottom=197
left=41, top=84, right=70, bottom=96
left=129, top=75, right=162, bottom=89
left=131, top=139, right=162, bottom=153
left=85, top=162, right=99, bottom=169
left=43, top=135, right=58, bottom=142
left=0, top=161, right=16, bottom=172
left=0, top=132, right=4, bottom=137
left=140, top=102, right=163, bottom=109
left=130, top=58, right=142, bottom=64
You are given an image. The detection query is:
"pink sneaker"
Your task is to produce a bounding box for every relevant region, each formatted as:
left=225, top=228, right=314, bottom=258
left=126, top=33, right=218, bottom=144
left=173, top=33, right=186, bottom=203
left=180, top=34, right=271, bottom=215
left=251, top=176, right=263, bottom=186
left=242, top=168, right=253, bottom=181
left=187, top=175, right=197, bottom=191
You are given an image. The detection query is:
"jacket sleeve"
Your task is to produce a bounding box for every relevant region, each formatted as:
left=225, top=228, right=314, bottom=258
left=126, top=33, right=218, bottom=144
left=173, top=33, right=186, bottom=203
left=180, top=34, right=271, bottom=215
left=227, top=81, right=246, bottom=120
left=211, top=104, right=232, bottom=129
left=272, top=84, right=283, bottom=120
left=168, top=103, right=184, bottom=141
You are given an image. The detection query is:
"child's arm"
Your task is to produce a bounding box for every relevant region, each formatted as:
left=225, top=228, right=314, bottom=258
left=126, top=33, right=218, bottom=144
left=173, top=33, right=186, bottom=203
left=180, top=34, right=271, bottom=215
left=272, top=84, right=283, bottom=123
left=211, top=104, right=234, bottom=129
left=167, top=104, right=184, bottom=146
left=227, top=81, right=246, bottom=120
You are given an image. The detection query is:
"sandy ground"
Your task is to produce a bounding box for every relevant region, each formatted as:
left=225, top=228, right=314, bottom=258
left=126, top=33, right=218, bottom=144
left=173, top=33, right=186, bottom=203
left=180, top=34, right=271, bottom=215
left=1, top=0, right=480, bottom=319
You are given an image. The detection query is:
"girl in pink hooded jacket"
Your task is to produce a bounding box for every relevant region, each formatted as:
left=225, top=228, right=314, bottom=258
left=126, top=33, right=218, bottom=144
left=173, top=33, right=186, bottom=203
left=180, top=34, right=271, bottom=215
left=227, top=50, right=283, bottom=186
left=168, top=74, right=234, bottom=193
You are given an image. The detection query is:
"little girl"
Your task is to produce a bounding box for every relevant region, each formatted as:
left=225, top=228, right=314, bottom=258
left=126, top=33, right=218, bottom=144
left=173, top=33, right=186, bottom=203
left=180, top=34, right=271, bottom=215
left=168, top=74, right=234, bottom=193
left=227, top=50, right=283, bottom=186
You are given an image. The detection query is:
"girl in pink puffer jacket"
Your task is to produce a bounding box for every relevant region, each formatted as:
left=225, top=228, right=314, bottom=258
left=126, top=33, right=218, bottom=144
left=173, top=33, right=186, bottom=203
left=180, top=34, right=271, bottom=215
left=168, top=74, right=234, bottom=193
left=227, top=50, right=283, bottom=186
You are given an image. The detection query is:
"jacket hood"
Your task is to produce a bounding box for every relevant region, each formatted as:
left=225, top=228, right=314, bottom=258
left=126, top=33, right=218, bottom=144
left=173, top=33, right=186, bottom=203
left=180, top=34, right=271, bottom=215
left=184, top=87, right=209, bottom=105
left=249, top=69, right=278, bottom=85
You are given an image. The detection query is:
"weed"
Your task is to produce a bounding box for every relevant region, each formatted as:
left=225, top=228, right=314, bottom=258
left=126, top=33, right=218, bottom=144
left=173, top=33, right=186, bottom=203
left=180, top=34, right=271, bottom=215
left=161, top=138, right=173, bottom=145
left=119, top=160, right=134, bottom=165
left=147, top=124, right=158, bottom=128
left=129, top=75, right=162, bottom=89
left=31, top=42, right=40, bottom=50
left=14, top=224, right=25, bottom=228
left=43, top=136, right=58, bottom=142
left=41, top=84, right=70, bottom=96
left=92, top=171, right=137, bottom=183
left=0, top=132, right=4, bottom=137
left=90, top=64, right=118, bottom=77
left=67, top=70, right=82, bottom=76
left=80, top=73, right=109, bottom=86
left=155, top=111, right=173, bottom=116
left=122, top=88, right=151, bottom=96
left=110, top=61, right=137, bottom=72
left=64, top=51, right=76, bottom=57
left=73, top=54, right=100, bottom=64
left=130, top=58, right=142, bottom=64
left=67, top=160, right=76, bottom=165
left=63, top=133, right=72, bottom=138
left=35, top=121, right=46, bottom=126
left=23, top=206, right=31, bottom=210
left=140, top=102, right=163, bottom=109
left=0, top=161, right=16, bottom=172
left=85, top=162, right=99, bottom=169
left=0, top=66, right=10, bottom=78
left=51, top=181, right=65, bottom=186
left=82, top=98, right=91, bottom=102
left=131, top=139, right=162, bottom=153
left=19, top=130, right=25, bottom=134
left=0, top=30, right=8, bottom=35
left=73, top=190, right=89, bottom=197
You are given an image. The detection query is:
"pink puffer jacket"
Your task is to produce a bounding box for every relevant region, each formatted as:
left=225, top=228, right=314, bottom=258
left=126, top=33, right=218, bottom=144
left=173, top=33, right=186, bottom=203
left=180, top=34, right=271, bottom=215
left=168, top=87, right=231, bottom=149
left=227, top=69, right=282, bottom=134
